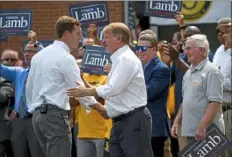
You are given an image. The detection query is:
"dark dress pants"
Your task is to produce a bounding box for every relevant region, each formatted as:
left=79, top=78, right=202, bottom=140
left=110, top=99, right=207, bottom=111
left=109, top=107, right=153, bottom=157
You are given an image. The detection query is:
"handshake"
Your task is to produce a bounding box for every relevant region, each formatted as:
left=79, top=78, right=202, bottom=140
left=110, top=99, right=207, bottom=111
left=66, top=85, right=109, bottom=119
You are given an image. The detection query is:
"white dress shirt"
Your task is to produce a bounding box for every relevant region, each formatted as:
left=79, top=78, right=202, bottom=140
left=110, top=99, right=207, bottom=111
left=26, top=40, right=97, bottom=113
left=213, top=44, right=231, bottom=103
left=96, top=45, right=147, bottom=117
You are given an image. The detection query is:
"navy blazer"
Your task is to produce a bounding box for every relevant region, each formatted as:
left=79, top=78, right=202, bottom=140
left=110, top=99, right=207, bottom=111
left=144, top=56, right=170, bottom=137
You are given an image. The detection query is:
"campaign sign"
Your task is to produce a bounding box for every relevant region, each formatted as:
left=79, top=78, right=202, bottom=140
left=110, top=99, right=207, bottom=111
left=81, top=45, right=111, bottom=75
left=179, top=123, right=231, bottom=157
left=0, top=9, right=32, bottom=36
left=144, top=1, right=182, bottom=19
left=69, top=1, right=109, bottom=28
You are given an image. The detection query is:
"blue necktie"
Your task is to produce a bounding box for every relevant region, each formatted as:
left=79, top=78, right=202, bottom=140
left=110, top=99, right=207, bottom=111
left=18, top=76, right=28, bottom=118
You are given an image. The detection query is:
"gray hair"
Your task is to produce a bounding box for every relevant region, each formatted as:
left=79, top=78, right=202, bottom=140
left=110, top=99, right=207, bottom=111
left=218, top=17, right=231, bottom=25
left=187, top=34, right=209, bottom=55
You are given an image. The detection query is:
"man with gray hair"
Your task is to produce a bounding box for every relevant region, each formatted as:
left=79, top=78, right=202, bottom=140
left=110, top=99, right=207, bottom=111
left=171, top=34, right=225, bottom=148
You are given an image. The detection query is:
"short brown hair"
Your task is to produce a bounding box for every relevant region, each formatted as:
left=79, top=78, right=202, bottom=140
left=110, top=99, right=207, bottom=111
left=55, top=16, right=80, bottom=39
left=139, top=32, right=158, bottom=48
left=103, top=22, right=131, bottom=44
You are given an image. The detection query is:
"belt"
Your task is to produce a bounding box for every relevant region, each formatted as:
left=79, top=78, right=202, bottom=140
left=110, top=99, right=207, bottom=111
left=35, top=104, right=68, bottom=115
left=112, top=106, right=145, bottom=122
left=16, top=112, right=33, bottom=119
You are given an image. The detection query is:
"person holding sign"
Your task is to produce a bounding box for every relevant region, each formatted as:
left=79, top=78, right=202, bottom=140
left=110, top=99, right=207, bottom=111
left=74, top=36, right=109, bottom=157
left=66, top=22, right=154, bottom=157
left=170, top=34, right=225, bottom=148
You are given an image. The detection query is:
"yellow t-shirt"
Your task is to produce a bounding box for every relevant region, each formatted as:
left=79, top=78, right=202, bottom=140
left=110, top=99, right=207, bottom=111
left=75, top=73, right=113, bottom=139
left=157, top=52, right=175, bottom=118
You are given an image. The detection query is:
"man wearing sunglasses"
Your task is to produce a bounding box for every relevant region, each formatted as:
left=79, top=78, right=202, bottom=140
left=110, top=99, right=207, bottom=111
left=136, top=31, right=170, bottom=157
left=1, top=50, right=19, bottom=67
left=0, top=43, right=44, bottom=157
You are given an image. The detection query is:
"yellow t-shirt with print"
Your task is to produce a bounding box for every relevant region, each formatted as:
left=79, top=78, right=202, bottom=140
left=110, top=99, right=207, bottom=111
left=75, top=73, right=113, bottom=139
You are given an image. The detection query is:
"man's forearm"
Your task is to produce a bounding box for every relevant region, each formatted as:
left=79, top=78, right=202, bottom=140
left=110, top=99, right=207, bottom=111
left=84, top=88, right=98, bottom=97
left=199, top=102, right=221, bottom=127
left=174, top=58, right=189, bottom=73
left=174, top=104, right=183, bottom=124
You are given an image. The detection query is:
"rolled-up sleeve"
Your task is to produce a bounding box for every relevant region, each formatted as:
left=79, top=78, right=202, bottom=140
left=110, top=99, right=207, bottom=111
left=62, top=55, right=97, bottom=106
left=206, top=71, right=223, bottom=103
left=96, top=57, right=135, bottom=99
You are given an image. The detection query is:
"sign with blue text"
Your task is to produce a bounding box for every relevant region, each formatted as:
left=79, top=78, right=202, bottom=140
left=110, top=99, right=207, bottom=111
left=144, top=1, right=182, bottom=19
left=69, top=2, right=109, bottom=29
left=0, top=9, right=32, bottom=36
left=179, top=123, right=231, bottom=157
left=81, top=45, right=111, bottom=75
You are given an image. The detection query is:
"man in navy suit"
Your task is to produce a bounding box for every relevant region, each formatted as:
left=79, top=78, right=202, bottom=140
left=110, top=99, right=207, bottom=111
left=137, top=30, right=170, bottom=157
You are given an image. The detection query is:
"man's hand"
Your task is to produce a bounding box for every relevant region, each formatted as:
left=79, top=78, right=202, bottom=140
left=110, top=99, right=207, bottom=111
left=175, top=12, right=184, bottom=27
left=195, top=123, right=207, bottom=141
left=70, top=97, right=80, bottom=107
left=162, top=43, right=179, bottom=61
left=28, top=30, right=37, bottom=43
left=66, top=86, right=86, bottom=98
left=9, top=110, right=16, bottom=121
left=171, top=122, right=180, bottom=138
left=90, top=103, right=109, bottom=119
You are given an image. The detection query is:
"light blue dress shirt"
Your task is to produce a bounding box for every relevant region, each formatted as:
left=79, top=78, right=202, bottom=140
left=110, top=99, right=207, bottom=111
left=0, top=64, right=29, bottom=113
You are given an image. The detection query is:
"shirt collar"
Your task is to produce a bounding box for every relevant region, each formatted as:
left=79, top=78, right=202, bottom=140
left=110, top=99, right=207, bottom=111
left=110, top=45, right=129, bottom=63
left=53, top=40, right=70, bottom=53
left=190, top=57, right=208, bottom=72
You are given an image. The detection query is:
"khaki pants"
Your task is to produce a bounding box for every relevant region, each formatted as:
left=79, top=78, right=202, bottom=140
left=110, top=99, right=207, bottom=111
left=222, top=107, right=232, bottom=157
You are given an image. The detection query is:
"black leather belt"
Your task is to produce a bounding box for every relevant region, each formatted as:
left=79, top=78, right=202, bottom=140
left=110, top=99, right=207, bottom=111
left=16, top=112, right=33, bottom=119
left=112, top=106, right=145, bottom=122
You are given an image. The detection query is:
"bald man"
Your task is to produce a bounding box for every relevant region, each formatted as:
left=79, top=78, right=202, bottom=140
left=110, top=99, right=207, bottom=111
left=0, top=44, right=44, bottom=157
left=0, top=49, right=18, bottom=157
left=1, top=50, right=19, bottom=67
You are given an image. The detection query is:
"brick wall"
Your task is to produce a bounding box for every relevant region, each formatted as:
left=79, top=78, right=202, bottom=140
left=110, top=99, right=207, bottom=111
left=0, top=1, right=124, bottom=58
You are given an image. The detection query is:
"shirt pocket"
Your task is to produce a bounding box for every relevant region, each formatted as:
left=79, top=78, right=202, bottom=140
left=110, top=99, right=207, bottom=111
left=192, top=79, right=205, bottom=96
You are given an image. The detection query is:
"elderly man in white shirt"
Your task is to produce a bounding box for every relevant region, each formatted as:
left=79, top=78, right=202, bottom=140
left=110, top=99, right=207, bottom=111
left=26, top=16, right=105, bottom=157
left=66, top=22, right=154, bottom=157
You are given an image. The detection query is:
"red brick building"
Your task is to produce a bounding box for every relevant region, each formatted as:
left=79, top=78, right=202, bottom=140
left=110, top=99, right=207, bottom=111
left=0, top=1, right=124, bottom=58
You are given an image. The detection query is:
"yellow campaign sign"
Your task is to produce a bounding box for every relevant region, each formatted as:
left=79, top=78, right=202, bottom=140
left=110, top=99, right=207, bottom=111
left=181, top=1, right=213, bottom=22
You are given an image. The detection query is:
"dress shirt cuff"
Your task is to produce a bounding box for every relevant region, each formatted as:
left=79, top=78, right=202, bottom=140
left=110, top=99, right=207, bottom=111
left=77, top=96, right=98, bottom=107
left=96, top=86, right=106, bottom=99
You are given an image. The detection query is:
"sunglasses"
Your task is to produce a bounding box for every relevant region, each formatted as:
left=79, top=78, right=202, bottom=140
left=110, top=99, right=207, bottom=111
left=1, top=58, right=17, bottom=62
left=135, top=45, right=153, bottom=52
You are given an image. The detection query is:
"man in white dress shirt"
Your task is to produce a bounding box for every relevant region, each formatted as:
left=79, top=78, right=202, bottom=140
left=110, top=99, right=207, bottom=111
left=26, top=16, right=105, bottom=157
left=219, top=21, right=232, bottom=157
left=66, top=22, right=154, bottom=157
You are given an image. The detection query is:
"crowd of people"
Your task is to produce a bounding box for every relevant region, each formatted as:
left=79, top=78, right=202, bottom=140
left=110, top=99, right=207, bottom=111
left=0, top=12, right=231, bottom=157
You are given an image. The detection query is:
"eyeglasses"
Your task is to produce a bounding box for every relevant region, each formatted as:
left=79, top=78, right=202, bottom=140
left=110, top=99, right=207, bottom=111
left=1, top=58, right=17, bottom=62
left=24, top=50, right=37, bottom=53
left=135, top=45, right=153, bottom=52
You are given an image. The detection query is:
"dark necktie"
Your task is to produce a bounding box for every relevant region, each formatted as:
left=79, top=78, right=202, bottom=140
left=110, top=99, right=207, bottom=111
left=18, top=76, right=28, bottom=118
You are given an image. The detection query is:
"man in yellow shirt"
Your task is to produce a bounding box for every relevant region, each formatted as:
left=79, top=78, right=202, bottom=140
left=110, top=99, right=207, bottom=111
left=74, top=37, right=112, bottom=157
